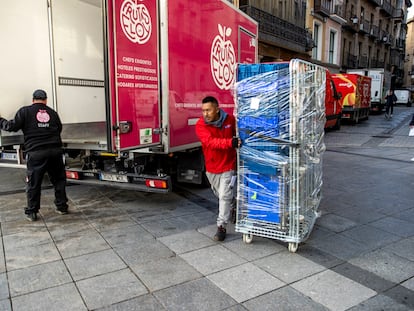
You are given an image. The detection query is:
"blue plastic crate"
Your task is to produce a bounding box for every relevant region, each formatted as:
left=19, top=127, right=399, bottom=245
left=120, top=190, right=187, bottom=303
left=244, top=173, right=280, bottom=223
left=237, top=62, right=289, bottom=81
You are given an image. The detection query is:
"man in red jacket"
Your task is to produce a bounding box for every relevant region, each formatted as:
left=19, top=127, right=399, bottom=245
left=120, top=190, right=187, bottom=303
left=196, top=96, right=240, bottom=241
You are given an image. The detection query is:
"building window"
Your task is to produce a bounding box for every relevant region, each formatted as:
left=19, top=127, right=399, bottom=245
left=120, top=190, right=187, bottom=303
left=328, top=29, right=337, bottom=64
left=313, top=23, right=321, bottom=60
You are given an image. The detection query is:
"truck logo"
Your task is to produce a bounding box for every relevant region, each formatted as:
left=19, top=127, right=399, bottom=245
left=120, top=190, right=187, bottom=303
left=120, top=0, right=152, bottom=44
left=211, top=24, right=236, bottom=90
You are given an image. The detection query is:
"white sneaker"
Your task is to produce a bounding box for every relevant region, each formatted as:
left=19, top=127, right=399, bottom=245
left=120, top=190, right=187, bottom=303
left=411, top=157, right=414, bottom=162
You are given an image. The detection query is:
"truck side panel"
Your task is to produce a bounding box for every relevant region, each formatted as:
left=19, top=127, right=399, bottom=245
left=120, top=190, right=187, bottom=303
left=166, top=0, right=257, bottom=150
left=332, top=73, right=371, bottom=123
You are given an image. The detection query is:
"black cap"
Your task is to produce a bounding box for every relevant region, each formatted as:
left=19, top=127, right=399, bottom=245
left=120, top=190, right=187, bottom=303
left=32, top=89, right=47, bottom=100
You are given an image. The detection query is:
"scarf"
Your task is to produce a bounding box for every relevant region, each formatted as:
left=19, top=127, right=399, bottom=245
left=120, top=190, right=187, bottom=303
left=205, top=109, right=228, bottom=128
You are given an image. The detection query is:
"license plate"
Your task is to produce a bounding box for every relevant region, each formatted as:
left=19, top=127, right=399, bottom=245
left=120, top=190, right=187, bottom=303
left=100, top=173, right=128, bottom=183
left=1, top=152, right=17, bottom=160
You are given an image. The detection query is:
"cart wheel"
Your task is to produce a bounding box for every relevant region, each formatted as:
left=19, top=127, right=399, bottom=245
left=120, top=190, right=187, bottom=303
left=243, top=233, right=253, bottom=244
left=288, top=242, right=298, bottom=253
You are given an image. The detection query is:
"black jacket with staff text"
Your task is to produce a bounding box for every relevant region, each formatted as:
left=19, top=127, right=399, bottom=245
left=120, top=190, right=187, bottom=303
left=0, top=103, right=63, bottom=152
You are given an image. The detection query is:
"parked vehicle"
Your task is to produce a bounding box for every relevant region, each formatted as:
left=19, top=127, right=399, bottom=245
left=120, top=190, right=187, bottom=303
left=331, top=73, right=371, bottom=123
left=394, top=89, right=412, bottom=107
left=0, top=0, right=258, bottom=193
left=348, top=68, right=391, bottom=113
left=324, top=70, right=342, bottom=130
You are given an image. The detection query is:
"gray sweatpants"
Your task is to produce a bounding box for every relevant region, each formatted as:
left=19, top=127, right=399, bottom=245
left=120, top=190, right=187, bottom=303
left=206, top=170, right=235, bottom=228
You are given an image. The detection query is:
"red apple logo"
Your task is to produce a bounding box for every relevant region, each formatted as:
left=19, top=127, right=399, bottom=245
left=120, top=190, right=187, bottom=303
left=120, top=0, right=151, bottom=44
left=211, top=24, right=236, bottom=90
left=36, top=110, right=50, bottom=123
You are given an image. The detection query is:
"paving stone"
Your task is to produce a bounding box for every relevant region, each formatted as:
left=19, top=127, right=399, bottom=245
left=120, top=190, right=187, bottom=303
left=88, top=214, right=138, bottom=232
left=95, top=294, right=166, bottom=310
left=180, top=245, right=246, bottom=275
left=154, top=278, right=237, bottom=311
left=331, top=262, right=396, bottom=293
left=131, top=256, right=201, bottom=291
left=0, top=240, right=5, bottom=274
left=100, top=224, right=154, bottom=247
left=347, top=294, right=413, bottom=311
left=207, top=262, right=284, bottom=303
left=0, top=299, right=11, bottom=311
left=65, top=249, right=127, bottom=281
left=5, top=242, right=61, bottom=271
left=291, top=270, right=376, bottom=311
left=340, top=224, right=401, bottom=250
left=306, top=232, right=372, bottom=261
left=381, top=237, right=414, bottom=262
left=254, top=252, right=326, bottom=284
left=222, top=305, right=248, bottom=311
left=243, top=286, right=329, bottom=311
left=114, top=239, right=174, bottom=266
left=8, top=260, right=72, bottom=297
left=349, top=249, right=414, bottom=284
left=383, top=285, right=414, bottom=310
left=2, top=227, right=53, bottom=250
left=11, top=283, right=87, bottom=311
left=315, top=213, right=358, bottom=233
left=222, top=236, right=285, bottom=261
left=296, top=244, right=344, bottom=269
left=55, top=229, right=110, bottom=259
left=158, top=229, right=216, bottom=254
left=76, top=269, right=147, bottom=310
left=402, top=277, right=414, bottom=291
left=0, top=273, right=9, bottom=300
left=368, top=216, right=414, bottom=238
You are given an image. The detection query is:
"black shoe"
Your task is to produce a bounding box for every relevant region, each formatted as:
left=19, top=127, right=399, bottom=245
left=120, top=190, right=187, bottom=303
left=55, top=208, right=68, bottom=215
left=214, top=226, right=226, bottom=241
left=25, top=212, right=38, bottom=222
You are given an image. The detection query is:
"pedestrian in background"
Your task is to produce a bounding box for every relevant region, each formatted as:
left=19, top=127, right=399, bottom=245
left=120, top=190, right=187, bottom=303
left=195, top=96, right=240, bottom=241
left=0, top=89, right=68, bottom=221
left=384, top=89, right=397, bottom=120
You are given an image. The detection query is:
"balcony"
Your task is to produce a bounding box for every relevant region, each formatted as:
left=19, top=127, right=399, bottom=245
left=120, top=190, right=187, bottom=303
left=314, top=0, right=332, bottom=17
left=240, top=5, right=313, bottom=53
left=393, top=7, right=404, bottom=22
left=359, top=19, right=370, bottom=34
left=342, top=14, right=359, bottom=32
left=369, top=0, right=382, bottom=6
left=394, top=38, right=405, bottom=50
left=381, top=0, right=393, bottom=16
left=369, top=25, right=380, bottom=39
left=342, top=52, right=358, bottom=68
left=330, top=3, right=347, bottom=24
left=359, top=55, right=369, bottom=68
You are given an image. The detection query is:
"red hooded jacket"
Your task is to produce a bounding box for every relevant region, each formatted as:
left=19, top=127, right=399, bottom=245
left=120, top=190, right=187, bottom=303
left=195, top=113, right=236, bottom=174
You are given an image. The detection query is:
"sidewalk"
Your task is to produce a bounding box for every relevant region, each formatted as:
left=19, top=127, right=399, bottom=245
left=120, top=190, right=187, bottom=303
left=0, top=108, right=413, bottom=311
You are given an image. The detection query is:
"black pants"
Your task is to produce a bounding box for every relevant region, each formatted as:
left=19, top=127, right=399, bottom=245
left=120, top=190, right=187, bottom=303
left=25, top=148, right=68, bottom=214
left=385, top=103, right=394, bottom=115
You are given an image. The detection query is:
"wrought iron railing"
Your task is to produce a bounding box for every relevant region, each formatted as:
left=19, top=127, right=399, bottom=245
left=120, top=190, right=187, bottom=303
left=240, top=5, right=312, bottom=53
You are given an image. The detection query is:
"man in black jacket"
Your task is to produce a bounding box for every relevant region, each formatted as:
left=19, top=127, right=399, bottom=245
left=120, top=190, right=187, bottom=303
left=0, top=89, right=68, bottom=221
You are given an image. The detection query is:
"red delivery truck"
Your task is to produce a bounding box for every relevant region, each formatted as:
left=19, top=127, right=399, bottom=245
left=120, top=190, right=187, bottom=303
left=324, top=70, right=342, bottom=130
left=0, top=0, right=258, bottom=193
left=331, top=73, right=371, bottom=123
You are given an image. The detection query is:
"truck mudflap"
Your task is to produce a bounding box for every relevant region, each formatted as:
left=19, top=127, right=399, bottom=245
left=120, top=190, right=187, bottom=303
left=65, top=169, right=172, bottom=193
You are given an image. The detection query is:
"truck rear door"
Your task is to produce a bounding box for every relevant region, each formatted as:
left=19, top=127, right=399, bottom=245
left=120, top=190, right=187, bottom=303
left=108, top=0, right=161, bottom=151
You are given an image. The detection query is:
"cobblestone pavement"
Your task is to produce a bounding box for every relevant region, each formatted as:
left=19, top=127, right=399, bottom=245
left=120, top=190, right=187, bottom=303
left=0, top=106, right=413, bottom=310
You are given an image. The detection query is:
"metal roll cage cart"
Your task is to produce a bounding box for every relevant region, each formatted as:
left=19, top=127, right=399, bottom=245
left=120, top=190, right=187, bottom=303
left=234, top=59, right=326, bottom=253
